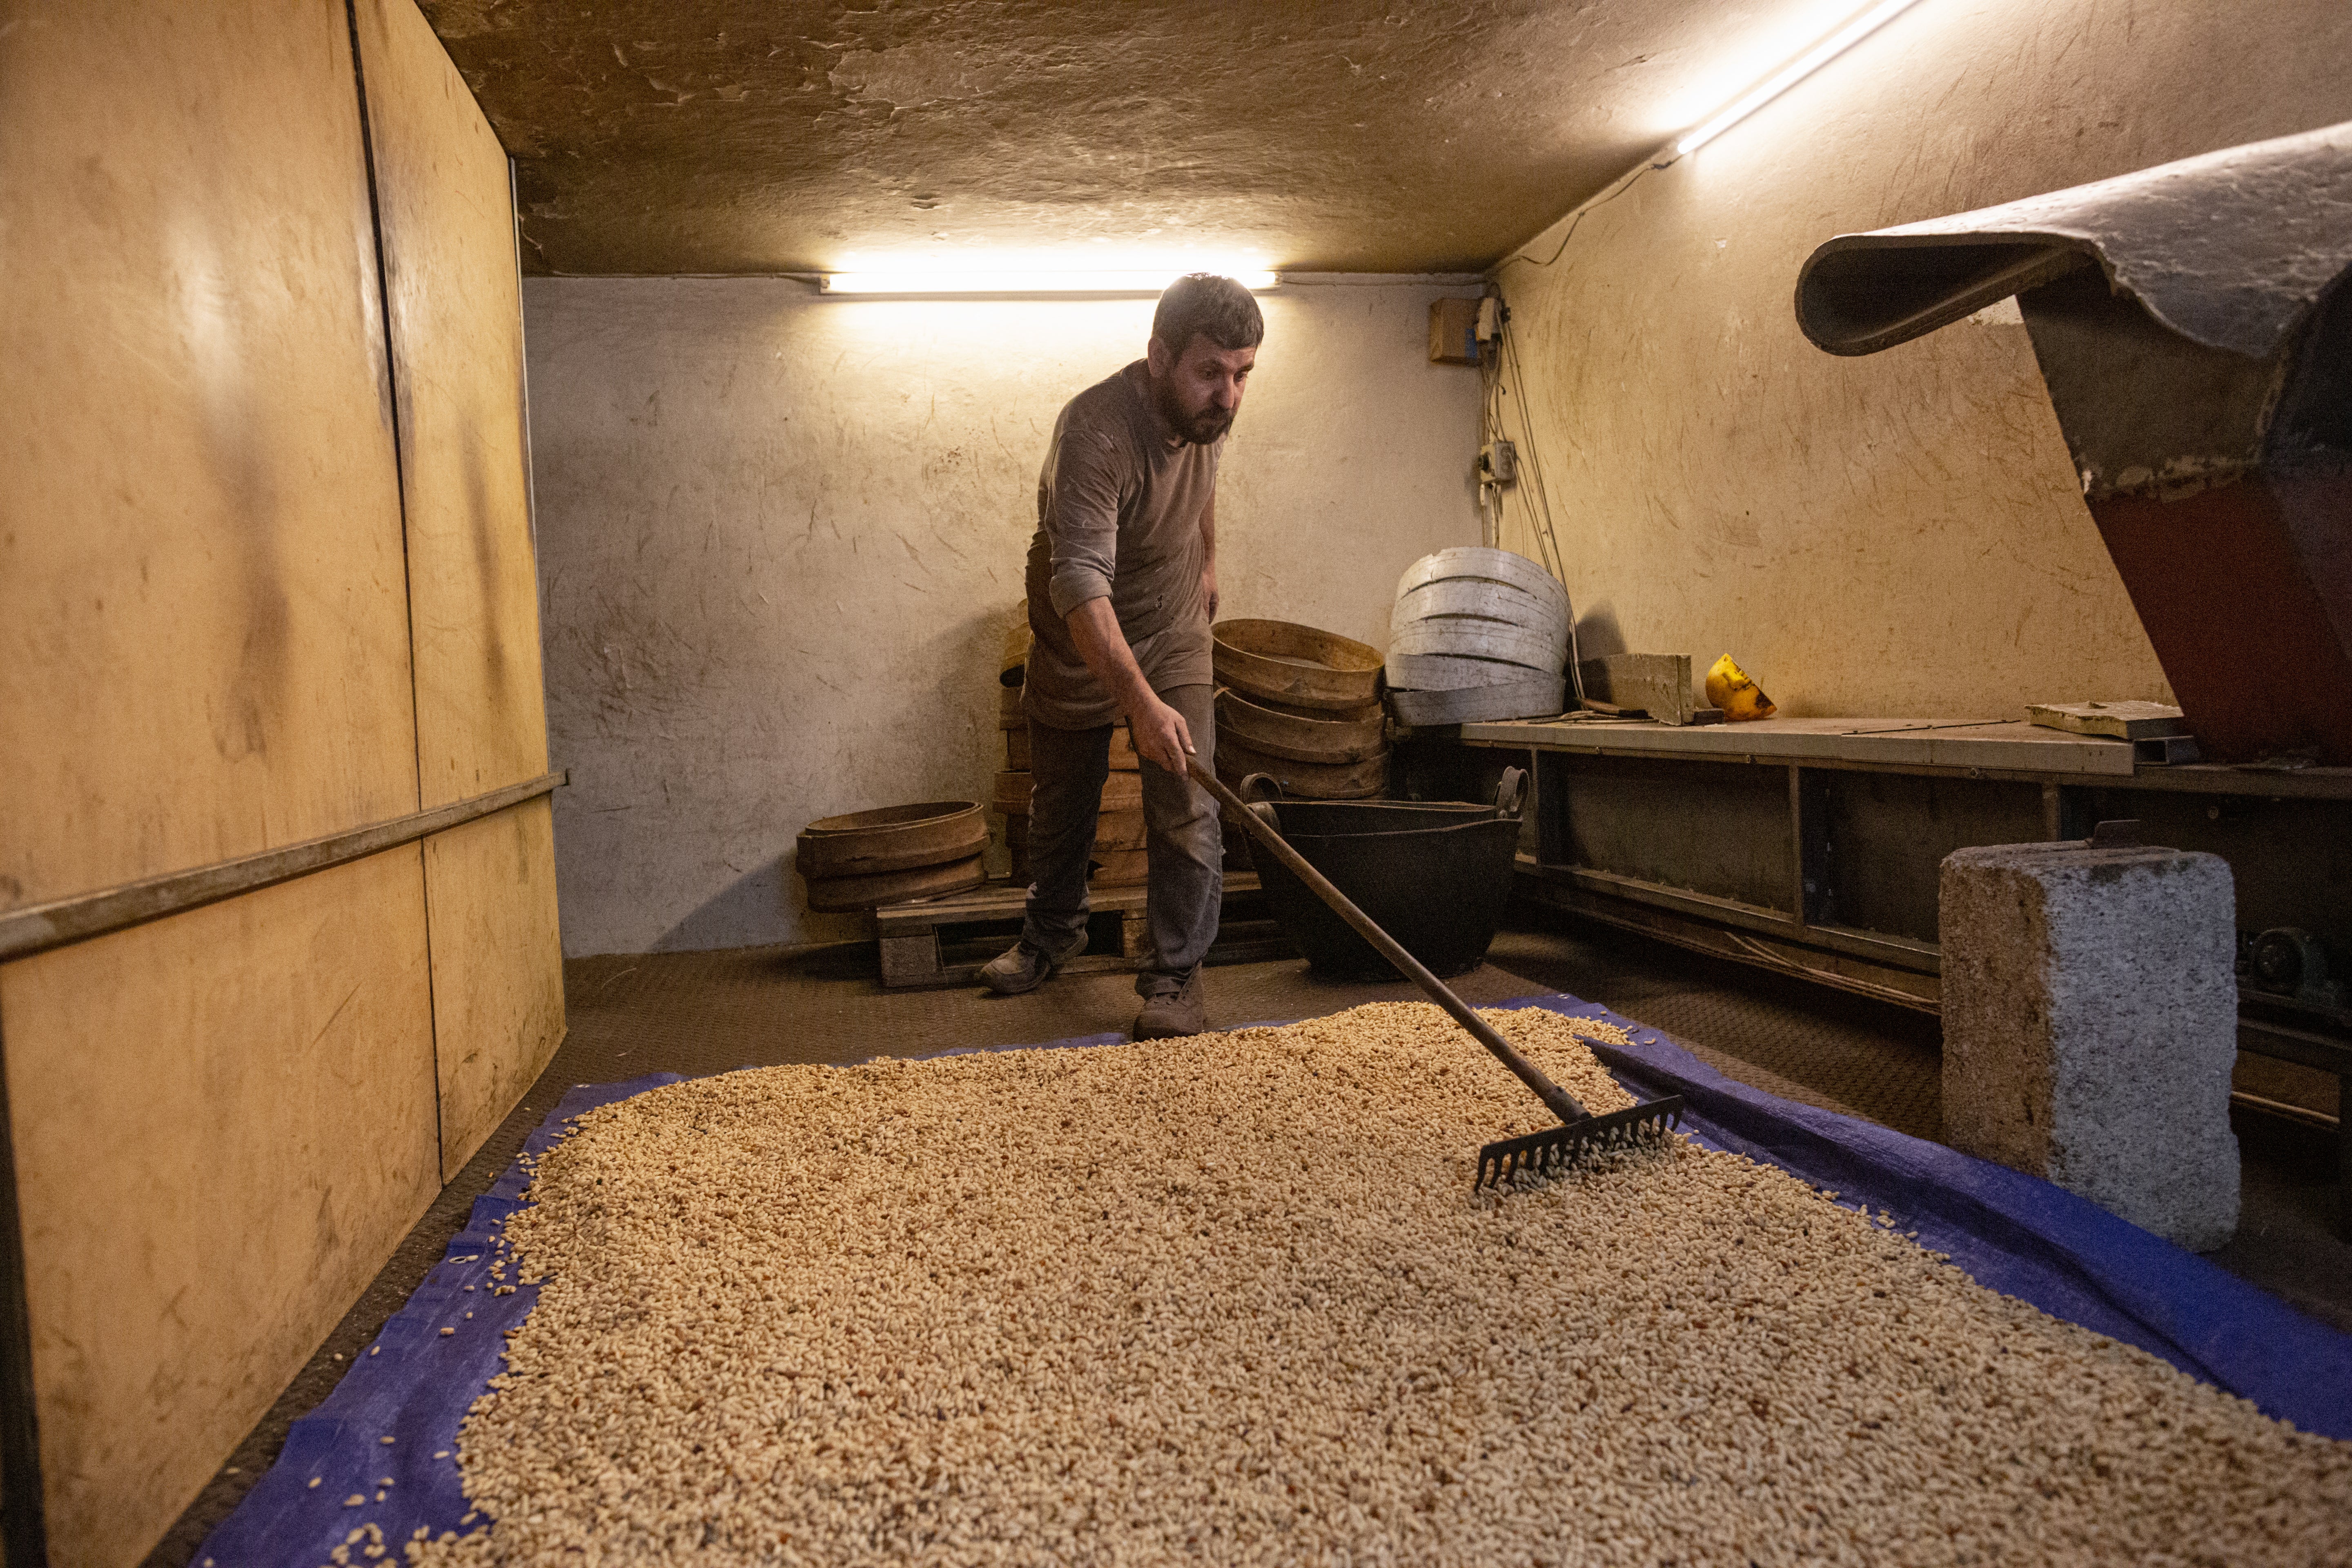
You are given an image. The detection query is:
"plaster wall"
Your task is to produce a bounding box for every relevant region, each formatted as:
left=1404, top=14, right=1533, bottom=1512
left=1492, top=0, right=2352, bottom=719
left=526, top=278, right=1483, bottom=956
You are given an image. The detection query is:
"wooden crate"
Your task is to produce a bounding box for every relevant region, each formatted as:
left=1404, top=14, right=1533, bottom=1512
left=872, top=872, right=1291, bottom=989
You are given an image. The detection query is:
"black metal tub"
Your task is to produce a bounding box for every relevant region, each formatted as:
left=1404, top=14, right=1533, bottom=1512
left=1245, top=772, right=1523, bottom=981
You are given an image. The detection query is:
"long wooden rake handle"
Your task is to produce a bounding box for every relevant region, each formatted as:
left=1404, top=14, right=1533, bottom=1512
left=1188, top=759, right=1592, bottom=1128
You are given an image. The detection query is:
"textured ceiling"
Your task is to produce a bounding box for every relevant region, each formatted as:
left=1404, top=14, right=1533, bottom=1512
left=420, top=0, right=1819, bottom=276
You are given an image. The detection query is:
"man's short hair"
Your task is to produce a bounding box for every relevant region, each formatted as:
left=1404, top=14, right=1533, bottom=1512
left=1152, top=274, right=1265, bottom=358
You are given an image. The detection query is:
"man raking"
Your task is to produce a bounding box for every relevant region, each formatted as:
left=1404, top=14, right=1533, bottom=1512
left=980, top=274, right=1262, bottom=1039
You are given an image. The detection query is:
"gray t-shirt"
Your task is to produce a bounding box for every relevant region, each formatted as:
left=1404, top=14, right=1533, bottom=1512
left=1022, top=360, right=1220, bottom=730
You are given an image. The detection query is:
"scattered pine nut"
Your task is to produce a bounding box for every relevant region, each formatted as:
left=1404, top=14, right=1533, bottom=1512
left=410, top=1006, right=2352, bottom=1562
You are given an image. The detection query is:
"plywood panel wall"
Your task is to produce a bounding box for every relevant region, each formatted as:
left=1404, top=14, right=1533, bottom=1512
left=356, top=0, right=552, bottom=809
left=0, top=2, right=567, bottom=1562
left=0, top=851, right=440, bottom=1568
left=0, top=0, right=419, bottom=910
left=423, top=798, right=566, bottom=1181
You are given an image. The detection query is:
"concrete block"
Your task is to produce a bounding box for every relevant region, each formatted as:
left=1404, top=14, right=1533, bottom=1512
left=1940, top=839, right=2238, bottom=1251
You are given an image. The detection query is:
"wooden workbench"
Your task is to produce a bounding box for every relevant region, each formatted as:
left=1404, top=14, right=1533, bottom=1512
left=1451, top=714, right=2352, bottom=795
left=1389, top=711, right=2350, bottom=1217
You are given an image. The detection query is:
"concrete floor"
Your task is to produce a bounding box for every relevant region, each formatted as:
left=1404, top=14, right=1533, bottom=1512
left=145, top=907, right=2352, bottom=1565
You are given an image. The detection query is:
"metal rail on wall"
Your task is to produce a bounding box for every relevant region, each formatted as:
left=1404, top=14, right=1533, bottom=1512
left=0, top=771, right=566, bottom=964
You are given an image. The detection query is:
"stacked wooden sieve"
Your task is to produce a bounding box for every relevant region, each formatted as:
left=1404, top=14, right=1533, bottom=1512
left=1384, top=547, right=1575, bottom=725
left=1211, top=618, right=1390, bottom=864
left=795, top=801, right=989, bottom=912
left=996, top=607, right=1150, bottom=888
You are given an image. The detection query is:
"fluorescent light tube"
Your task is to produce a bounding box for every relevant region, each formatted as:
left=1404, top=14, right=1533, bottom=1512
left=822, top=268, right=1279, bottom=296
left=1675, top=0, right=1928, bottom=156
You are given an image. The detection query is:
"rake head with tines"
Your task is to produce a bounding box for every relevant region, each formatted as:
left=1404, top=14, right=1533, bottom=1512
left=1475, top=1095, right=1687, bottom=1190
left=1189, top=758, right=1690, bottom=1199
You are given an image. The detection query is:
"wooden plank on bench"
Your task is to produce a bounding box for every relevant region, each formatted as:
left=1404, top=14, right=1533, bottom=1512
left=1575, top=653, right=1696, bottom=725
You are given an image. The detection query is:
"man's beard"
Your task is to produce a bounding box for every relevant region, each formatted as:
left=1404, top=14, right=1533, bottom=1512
left=1154, top=375, right=1234, bottom=445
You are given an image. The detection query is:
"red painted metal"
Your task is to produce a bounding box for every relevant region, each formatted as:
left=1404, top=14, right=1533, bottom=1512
left=2090, top=472, right=2352, bottom=764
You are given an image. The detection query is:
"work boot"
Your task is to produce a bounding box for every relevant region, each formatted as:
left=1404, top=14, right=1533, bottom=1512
left=978, top=931, right=1086, bottom=996
left=1132, top=967, right=1207, bottom=1040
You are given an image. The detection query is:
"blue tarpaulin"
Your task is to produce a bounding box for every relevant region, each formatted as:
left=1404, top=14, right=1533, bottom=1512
left=198, top=993, right=2352, bottom=1563
left=1501, top=995, right=2352, bottom=1440
left=195, top=1074, right=683, bottom=1562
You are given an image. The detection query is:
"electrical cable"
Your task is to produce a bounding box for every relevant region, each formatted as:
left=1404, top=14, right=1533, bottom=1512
left=1494, top=319, right=1586, bottom=706
left=1499, top=321, right=1564, bottom=584
left=1475, top=143, right=1652, bottom=708
left=1474, top=149, right=1668, bottom=593
left=1469, top=276, right=1592, bottom=702
left=1476, top=307, right=1510, bottom=552
left=1467, top=298, right=1590, bottom=707
left=1494, top=157, right=1662, bottom=274
left=1478, top=315, right=1547, bottom=574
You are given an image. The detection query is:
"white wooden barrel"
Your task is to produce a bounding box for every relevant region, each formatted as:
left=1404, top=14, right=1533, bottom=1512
left=1388, top=675, right=1568, bottom=726
left=1388, top=617, right=1566, bottom=674
left=1392, top=547, right=1568, bottom=619
left=1383, top=652, right=1540, bottom=691
left=1385, top=547, right=1573, bottom=690
left=1388, top=576, right=1565, bottom=637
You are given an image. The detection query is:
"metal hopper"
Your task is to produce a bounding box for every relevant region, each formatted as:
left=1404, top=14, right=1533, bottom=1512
left=1795, top=122, right=2352, bottom=765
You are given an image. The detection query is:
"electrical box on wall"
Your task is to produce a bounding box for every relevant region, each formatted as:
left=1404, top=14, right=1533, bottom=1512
left=1429, top=297, right=1480, bottom=364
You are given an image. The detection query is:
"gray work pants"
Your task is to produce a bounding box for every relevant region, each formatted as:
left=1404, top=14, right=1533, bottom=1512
left=1020, top=683, right=1222, bottom=993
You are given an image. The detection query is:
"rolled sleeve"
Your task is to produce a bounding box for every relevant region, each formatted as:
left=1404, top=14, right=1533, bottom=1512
left=1048, top=561, right=1112, bottom=619
left=1042, top=426, right=1127, bottom=618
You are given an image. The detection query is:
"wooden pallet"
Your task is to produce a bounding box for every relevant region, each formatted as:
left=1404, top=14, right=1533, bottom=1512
left=871, top=872, right=1292, bottom=989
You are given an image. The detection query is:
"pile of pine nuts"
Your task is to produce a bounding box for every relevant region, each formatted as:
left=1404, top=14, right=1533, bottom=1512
left=410, top=1004, right=2352, bottom=1566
